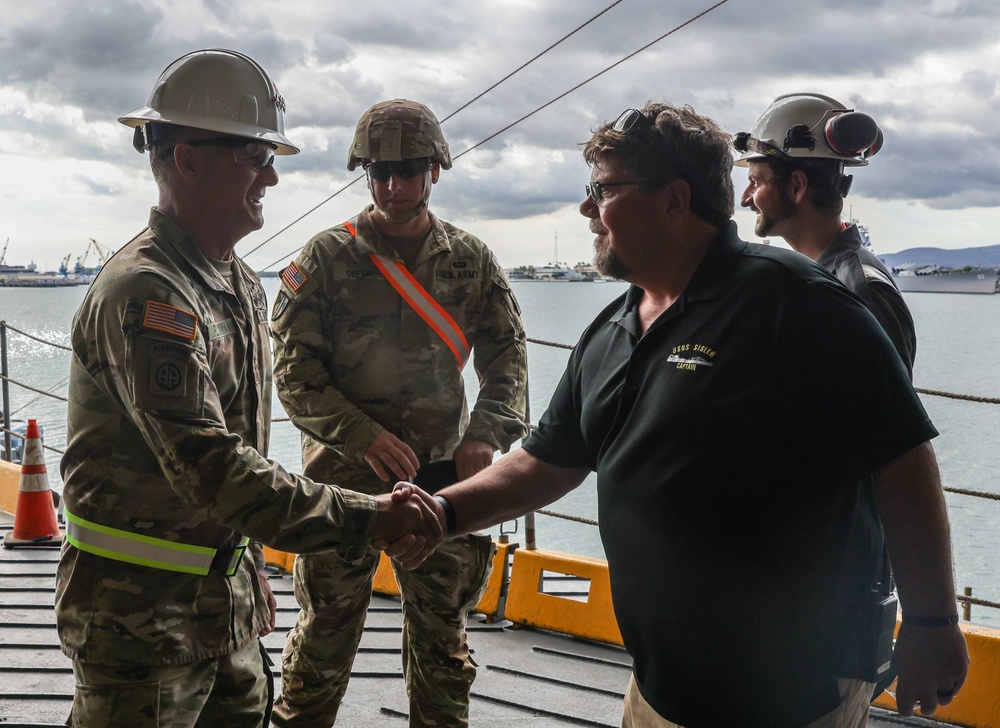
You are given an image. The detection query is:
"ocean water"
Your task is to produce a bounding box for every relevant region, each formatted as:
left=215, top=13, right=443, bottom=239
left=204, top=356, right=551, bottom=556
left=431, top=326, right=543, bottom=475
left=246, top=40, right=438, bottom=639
left=1, top=280, right=999, bottom=624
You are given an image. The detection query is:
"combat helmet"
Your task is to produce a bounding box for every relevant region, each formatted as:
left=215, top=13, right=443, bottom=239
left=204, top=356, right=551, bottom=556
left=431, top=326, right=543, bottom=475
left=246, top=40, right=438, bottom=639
left=119, top=48, right=299, bottom=155
left=347, top=99, right=451, bottom=171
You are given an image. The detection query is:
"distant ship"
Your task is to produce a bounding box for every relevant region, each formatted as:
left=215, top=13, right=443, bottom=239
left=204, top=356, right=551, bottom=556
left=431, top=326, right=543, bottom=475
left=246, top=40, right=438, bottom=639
left=890, top=264, right=999, bottom=294
left=852, top=223, right=1000, bottom=295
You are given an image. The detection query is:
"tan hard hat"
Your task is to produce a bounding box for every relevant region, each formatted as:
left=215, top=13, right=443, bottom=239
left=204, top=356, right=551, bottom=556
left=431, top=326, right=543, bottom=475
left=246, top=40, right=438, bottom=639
left=119, top=48, right=299, bottom=154
left=347, top=99, right=451, bottom=171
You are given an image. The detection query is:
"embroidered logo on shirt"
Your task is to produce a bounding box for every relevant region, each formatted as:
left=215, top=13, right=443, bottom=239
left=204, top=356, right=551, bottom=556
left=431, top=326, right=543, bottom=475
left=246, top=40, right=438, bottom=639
left=667, top=343, right=716, bottom=371
left=280, top=262, right=307, bottom=292
left=143, top=301, right=198, bottom=340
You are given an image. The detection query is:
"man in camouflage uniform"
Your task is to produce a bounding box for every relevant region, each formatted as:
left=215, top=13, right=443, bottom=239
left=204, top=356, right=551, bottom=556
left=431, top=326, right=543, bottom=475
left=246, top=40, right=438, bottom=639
left=57, top=52, right=442, bottom=728
left=270, top=99, right=528, bottom=727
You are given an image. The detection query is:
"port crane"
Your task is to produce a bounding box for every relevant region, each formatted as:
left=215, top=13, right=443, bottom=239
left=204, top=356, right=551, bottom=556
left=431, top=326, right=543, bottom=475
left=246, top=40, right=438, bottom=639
left=74, top=238, right=114, bottom=277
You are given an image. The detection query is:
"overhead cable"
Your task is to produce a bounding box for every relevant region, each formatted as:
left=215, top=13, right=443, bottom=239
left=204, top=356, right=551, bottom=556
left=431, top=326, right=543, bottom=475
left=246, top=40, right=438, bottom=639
left=256, top=0, right=730, bottom=270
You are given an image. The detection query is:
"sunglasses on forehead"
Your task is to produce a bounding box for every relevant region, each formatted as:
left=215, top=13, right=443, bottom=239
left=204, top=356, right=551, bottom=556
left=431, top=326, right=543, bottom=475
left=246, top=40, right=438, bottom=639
left=363, top=158, right=431, bottom=182
left=183, top=137, right=277, bottom=171
left=612, top=108, right=653, bottom=134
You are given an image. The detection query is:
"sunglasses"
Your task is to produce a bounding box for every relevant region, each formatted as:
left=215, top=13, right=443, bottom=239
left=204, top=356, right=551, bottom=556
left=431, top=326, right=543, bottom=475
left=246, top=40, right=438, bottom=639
left=612, top=108, right=652, bottom=134
left=585, top=178, right=674, bottom=203
left=363, top=158, right=430, bottom=182
left=184, top=138, right=277, bottom=171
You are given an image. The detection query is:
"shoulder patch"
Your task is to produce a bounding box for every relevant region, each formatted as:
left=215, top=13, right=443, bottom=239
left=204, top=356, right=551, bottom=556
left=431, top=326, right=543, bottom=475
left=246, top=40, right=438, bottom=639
left=280, top=262, right=307, bottom=292
left=271, top=291, right=291, bottom=321
left=142, top=301, right=198, bottom=340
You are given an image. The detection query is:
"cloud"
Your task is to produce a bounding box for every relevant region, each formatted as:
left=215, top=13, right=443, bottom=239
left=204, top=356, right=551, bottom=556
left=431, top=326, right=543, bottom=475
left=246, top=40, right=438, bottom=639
left=1, top=0, right=999, bottom=265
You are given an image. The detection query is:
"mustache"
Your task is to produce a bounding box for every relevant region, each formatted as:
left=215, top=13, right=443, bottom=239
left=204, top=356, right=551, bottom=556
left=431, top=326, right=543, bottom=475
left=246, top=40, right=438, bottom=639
left=590, top=222, right=607, bottom=234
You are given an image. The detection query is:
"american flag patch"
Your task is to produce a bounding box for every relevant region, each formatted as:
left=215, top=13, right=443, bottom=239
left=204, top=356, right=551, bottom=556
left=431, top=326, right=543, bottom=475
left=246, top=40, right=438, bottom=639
left=281, top=262, right=306, bottom=292
left=142, top=301, right=198, bottom=340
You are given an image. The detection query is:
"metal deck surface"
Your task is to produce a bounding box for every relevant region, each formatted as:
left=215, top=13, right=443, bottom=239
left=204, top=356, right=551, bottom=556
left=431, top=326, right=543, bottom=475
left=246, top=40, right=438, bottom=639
left=0, top=522, right=952, bottom=727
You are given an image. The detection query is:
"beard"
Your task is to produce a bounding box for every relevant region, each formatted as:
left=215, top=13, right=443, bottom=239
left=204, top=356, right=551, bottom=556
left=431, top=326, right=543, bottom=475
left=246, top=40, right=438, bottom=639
left=753, top=191, right=797, bottom=238
left=594, top=240, right=630, bottom=280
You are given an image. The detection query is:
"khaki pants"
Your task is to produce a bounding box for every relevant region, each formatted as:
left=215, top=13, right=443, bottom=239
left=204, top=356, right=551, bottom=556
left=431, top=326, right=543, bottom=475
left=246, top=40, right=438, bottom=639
left=68, top=639, right=270, bottom=728
left=621, top=674, right=874, bottom=728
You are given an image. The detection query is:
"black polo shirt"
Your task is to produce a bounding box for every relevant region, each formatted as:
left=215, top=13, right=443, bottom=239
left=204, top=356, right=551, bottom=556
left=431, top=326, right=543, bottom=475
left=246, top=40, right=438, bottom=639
left=523, top=222, right=937, bottom=728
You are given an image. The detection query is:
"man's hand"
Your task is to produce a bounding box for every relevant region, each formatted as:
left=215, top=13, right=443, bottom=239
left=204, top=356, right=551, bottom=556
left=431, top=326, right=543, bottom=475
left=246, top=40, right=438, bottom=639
left=364, top=430, right=419, bottom=482
left=892, top=622, right=969, bottom=717
left=371, top=483, right=444, bottom=569
left=254, top=564, right=277, bottom=637
left=454, top=439, right=495, bottom=481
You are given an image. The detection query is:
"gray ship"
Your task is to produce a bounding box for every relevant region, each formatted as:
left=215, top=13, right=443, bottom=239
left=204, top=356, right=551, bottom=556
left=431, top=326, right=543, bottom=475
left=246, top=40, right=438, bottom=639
left=891, top=264, right=999, bottom=294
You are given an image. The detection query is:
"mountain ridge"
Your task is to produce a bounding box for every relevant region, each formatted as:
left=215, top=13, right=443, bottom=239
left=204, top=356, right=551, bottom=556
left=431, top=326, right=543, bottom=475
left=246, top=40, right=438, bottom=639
left=877, top=244, right=1000, bottom=269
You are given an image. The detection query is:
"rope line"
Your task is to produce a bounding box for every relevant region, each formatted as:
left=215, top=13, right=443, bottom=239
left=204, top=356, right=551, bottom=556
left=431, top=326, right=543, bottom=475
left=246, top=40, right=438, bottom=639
left=958, top=594, right=1000, bottom=611
left=0, top=373, right=68, bottom=403
left=915, top=388, right=1000, bottom=405
left=527, top=337, right=574, bottom=351
left=1, top=323, right=72, bottom=352
left=944, top=486, right=1000, bottom=501
left=536, top=509, right=599, bottom=527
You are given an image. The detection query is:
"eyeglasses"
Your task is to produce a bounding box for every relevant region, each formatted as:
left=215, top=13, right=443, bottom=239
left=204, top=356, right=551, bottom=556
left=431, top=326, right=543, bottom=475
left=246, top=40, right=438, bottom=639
left=183, top=138, right=277, bottom=171
left=612, top=108, right=652, bottom=134
left=363, top=158, right=431, bottom=182
left=585, top=178, right=672, bottom=203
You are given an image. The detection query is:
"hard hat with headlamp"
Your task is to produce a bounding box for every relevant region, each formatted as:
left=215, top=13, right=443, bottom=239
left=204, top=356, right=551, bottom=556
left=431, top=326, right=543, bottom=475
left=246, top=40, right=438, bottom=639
left=119, top=48, right=299, bottom=156
left=734, top=93, right=882, bottom=168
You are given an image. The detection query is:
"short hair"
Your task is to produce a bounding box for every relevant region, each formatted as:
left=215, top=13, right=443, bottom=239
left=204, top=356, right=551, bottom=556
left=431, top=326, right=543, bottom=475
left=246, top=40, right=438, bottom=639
left=147, top=124, right=191, bottom=188
left=759, top=157, right=845, bottom=217
left=582, top=101, right=734, bottom=228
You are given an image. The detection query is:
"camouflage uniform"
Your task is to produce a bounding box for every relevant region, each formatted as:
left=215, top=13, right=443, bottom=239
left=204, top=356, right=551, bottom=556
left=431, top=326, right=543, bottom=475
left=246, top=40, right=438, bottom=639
left=270, top=206, right=527, bottom=726
left=57, top=209, right=381, bottom=727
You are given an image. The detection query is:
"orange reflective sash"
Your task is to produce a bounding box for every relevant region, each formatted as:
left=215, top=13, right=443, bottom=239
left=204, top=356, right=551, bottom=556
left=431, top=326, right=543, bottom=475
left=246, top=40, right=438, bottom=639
left=344, top=220, right=470, bottom=368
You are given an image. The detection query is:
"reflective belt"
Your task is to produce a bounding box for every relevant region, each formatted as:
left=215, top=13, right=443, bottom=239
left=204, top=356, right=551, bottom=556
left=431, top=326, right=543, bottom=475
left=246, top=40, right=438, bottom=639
left=64, top=509, right=249, bottom=577
left=344, top=219, right=471, bottom=369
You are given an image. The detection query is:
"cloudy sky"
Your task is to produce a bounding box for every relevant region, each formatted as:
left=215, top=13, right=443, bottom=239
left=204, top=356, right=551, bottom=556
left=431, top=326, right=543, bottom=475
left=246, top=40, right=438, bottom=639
left=1, top=0, right=998, bottom=273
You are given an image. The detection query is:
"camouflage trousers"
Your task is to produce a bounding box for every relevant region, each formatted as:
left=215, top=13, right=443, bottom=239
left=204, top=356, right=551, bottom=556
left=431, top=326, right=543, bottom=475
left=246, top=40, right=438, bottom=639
left=272, top=534, right=494, bottom=727
left=67, top=639, right=272, bottom=727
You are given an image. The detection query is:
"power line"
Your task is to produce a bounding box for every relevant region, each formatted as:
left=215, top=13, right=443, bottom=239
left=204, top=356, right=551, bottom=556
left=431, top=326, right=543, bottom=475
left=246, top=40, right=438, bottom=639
left=439, top=0, right=627, bottom=124
left=255, top=0, right=730, bottom=271
left=454, top=0, right=730, bottom=161
left=250, top=0, right=629, bottom=269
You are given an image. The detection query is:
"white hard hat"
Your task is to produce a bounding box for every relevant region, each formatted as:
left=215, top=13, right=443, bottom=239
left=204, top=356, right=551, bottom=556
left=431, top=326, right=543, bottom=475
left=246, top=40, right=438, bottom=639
left=119, top=48, right=299, bottom=155
left=734, top=93, right=882, bottom=168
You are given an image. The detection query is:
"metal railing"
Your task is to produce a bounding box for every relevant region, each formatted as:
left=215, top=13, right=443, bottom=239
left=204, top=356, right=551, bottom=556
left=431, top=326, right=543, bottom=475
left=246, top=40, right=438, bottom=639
left=2, top=319, right=999, bottom=619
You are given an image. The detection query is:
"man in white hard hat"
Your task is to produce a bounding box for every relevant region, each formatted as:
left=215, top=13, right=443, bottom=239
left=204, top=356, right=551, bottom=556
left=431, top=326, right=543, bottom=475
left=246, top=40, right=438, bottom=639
left=269, top=99, right=527, bottom=726
left=56, top=50, right=443, bottom=728
left=735, top=93, right=915, bottom=374
left=736, top=93, right=920, bottom=711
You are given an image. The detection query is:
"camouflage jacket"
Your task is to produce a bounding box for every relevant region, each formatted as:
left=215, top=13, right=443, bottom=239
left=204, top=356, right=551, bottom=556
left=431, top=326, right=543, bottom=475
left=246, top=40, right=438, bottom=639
left=57, top=209, right=378, bottom=667
left=271, top=206, right=527, bottom=491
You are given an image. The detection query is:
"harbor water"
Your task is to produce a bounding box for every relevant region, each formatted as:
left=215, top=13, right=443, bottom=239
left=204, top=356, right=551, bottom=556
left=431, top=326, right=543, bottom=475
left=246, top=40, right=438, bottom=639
left=1, top=279, right=998, bottom=624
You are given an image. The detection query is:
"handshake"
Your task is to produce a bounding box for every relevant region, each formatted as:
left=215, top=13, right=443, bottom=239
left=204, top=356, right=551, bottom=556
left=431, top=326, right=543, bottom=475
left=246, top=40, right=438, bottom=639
left=370, top=483, right=448, bottom=569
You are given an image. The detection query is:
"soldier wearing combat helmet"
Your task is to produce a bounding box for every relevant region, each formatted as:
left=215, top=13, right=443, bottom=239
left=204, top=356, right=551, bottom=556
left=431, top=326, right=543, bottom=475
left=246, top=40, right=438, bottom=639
left=271, top=99, right=527, bottom=726
left=57, top=53, right=441, bottom=728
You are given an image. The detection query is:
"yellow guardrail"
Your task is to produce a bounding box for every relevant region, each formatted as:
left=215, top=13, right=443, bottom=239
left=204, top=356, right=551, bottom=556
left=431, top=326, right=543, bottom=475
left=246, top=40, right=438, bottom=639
left=7, top=457, right=1000, bottom=727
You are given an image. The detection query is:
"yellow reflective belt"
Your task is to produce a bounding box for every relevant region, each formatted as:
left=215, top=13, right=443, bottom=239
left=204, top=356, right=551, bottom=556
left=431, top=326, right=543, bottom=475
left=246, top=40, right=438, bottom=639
left=64, top=509, right=249, bottom=576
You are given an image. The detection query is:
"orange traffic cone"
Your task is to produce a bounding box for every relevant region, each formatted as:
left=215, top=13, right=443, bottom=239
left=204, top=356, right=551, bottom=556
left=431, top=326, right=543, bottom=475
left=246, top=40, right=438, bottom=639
left=3, top=419, right=62, bottom=548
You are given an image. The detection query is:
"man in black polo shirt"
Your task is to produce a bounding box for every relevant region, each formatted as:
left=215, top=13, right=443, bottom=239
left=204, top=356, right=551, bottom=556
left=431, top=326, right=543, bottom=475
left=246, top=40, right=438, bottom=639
left=426, top=102, right=968, bottom=728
